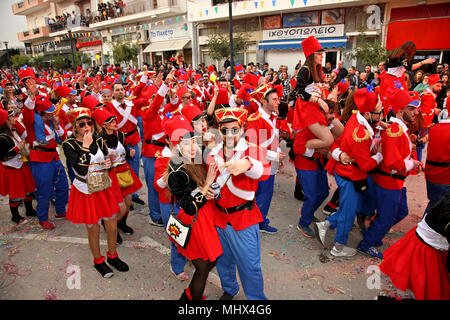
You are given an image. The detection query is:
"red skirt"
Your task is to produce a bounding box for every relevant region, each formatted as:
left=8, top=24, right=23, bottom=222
left=379, top=227, right=450, bottom=300
left=0, top=163, right=36, bottom=200
left=292, top=99, right=327, bottom=130
left=109, top=163, right=143, bottom=198
left=66, top=185, right=120, bottom=225
left=170, top=201, right=223, bottom=262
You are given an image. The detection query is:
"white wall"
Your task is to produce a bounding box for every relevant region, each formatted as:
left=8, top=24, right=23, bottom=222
left=265, top=49, right=305, bottom=77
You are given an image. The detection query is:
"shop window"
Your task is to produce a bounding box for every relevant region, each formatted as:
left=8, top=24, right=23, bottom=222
left=321, top=9, right=345, bottom=25
left=264, top=15, right=282, bottom=30
left=282, top=11, right=319, bottom=27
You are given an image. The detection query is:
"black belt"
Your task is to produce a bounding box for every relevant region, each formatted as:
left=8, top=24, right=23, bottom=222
left=124, top=129, right=137, bottom=137
left=75, top=175, right=87, bottom=183
left=145, top=139, right=166, bottom=147
left=31, top=146, right=57, bottom=152
left=301, top=155, right=325, bottom=170
left=215, top=200, right=255, bottom=214
left=426, top=159, right=450, bottom=168
left=373, top=168, right=406, bottom=181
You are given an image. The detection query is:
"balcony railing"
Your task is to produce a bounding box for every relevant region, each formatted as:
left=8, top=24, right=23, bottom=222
left=91, top=0, right=178, bottom=23
left=12, top=0, right=49, bottom=16
left=18, top=26, right=50, bottom=42
left=49, top=19, right=90, bottom=33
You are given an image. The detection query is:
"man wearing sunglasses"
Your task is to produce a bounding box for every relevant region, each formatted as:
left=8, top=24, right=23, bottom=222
left=207, top=108, right=271, bottom=300
left=315, top=88, right=383, bottom=258
left=357, top=89, right=423, bottom=259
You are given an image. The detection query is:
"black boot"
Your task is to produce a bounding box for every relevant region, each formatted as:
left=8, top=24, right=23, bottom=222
left=294, top=182, right=305, bottom=201
left=106, top=253, right=129, bottom=272
left=10, top=205, right=27, bottom=225
left=24, top=200, right=37, bottom=217
left=117, top=214, right=134, bottom=235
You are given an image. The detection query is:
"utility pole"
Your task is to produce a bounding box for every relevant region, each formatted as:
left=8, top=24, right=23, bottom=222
left=228, top=0, right=235, bottom=92
left=68, top=30, right=76, bottom=70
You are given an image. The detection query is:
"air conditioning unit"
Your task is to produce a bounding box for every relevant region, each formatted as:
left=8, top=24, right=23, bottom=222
left=136, top=29, right=148, bottom=42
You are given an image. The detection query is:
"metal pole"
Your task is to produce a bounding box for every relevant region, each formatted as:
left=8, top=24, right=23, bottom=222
left=228, top=0, right=235, bottom=91
left=68, top=30, right=76, bottom=70
left=4, top=42, right=11, bottom=70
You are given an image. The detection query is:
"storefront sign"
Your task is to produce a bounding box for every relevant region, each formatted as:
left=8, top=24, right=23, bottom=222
left=263, top=24, right=344, bottom=41
left=76, top=40, right=102, bottom=49
left=149, top=24, right=190, bottom=42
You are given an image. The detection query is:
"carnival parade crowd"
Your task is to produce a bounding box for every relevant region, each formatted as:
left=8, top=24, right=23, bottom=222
left=0, top=37, right=449, bottom=301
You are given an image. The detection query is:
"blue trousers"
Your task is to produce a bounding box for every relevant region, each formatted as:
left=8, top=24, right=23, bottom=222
left=160, top=202, right=187, bottom=274
left=127, top=143, right=141, bottom=200
left=33, top=113, right=47, bottom=142
left=424, top=180, right=450, bottom=216
left=361, top=185, right=408, bottom=248
left=136, top=116, right=144, bottom=142
left=216, top=224, right=267, bottom=300
left=142, top=156, right=161, bottom=221
left=327, top=174, right=377, bottom=245
left=30, top=159, right=69, bottom=222
left=255, top=174, right=275, bottom=228
left=66, top=160, right=75, bottom=184
left=296, top=168, right=329, bottom=228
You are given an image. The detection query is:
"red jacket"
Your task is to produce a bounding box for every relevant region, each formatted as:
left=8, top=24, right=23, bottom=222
left=153, top=147, right=173, bottom=203
left=420, top=89, right=437, bottom=128
left=425, top=120, right=450, bottom=185
left=207, top=138, right=270, bottom=231
left=334, top=113, right=382, bottom=181
left=22, top=97, right=67, bottom=163
left=373, top=117, right=414, bottom=190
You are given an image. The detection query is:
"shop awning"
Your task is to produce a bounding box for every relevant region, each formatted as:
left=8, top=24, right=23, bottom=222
left=386, top=17, right=450, bottom=50
left=258, top=37, right=348, bottom=51
left=143, top=39, right=191, bottom=53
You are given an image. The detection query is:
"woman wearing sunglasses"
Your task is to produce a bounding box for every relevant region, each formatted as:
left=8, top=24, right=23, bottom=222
left=63, top=107, right=129, bottom=278
left=164, top=114, right=221, bottom=300
left=91, top=105, right=143, bottom=244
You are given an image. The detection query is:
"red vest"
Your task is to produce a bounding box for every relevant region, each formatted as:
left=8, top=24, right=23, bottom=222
left=425, top=121, right=450, bottom=185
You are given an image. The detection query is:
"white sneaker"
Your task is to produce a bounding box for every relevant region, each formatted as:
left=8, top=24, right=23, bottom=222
left=315, top=221, right=328, bottom=246
left=330, top=245, right=357, bottom=257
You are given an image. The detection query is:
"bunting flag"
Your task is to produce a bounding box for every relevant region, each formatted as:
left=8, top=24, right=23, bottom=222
left=243, top=2, right=247, bottom=9
left=261, top=1, right=265, bottom=8
left=214, top=7, right=218, bottom=14
left=206, top=9, right=208, bottom=16
left=290, top=0, right=295, bottom=6
left=303, top=0, right=308, bottom=5
left=272, top=0, right=276, bottom=6
left=254, top=1, right=258, bottom=8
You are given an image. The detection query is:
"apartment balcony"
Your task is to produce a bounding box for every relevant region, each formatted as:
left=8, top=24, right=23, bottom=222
left=49, top=19, right=93, bottom=37
left=17, top=26, right=50, bottom=42
left=89, top=0, right=184, bottom=30
left=12, top=0, right=50, bottom=16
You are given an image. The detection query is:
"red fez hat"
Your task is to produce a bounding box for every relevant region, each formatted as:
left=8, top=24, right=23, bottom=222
left=177, top=86, right=190, bottom=101
left=55, top=85, right=76, bottom=98
left=242, top=73, right=260, bottom=88
left=0, top=109, right=9, bottom=126
left=337, top=79, right=349, bottom=94
left=66, top=107, right=92, bottom=126
left=301, top=36, right=323, bottom=59
left=1, top=79, right=13, bottom=88
left=140, top=83, right=158, bottom=100
left=76, top=66, right=82, bottom=73
left=215, top=87, right=230, bottom=105
left=207, top=65, right=215, bottom=73
left=272, top=84, right=284, bottom=98
left=162, top=114, right=194, bottom=146
left=181, top=104, right=205, bottom=123
left=215, top=107, right=248, bottom=126
left=81, top=95, right=103, bottom=112
left=235, top=64, right=244, bottom=73
left=388, top=89, right=420, bottom=114
left=237, top=83, right=254, bottom=106
left=35, top=95, right=55, bottom=113
left=178, top=72, right=189, bottom=83
left=92, top=106, right=116, bottom=127
left=250, top=84, right=270, bottom=102
left=353, top=88, right=379, bottom=114
left=18, top=66, right=36, bottom=84
left=194, top=74, right=203, bottom=82
left=428, top=74, right=444, bottom=87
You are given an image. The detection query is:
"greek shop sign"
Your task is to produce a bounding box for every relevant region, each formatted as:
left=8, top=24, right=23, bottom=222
left=149, top=24, right=190, bottom=42
left=263, top=24, right=344, bottom=41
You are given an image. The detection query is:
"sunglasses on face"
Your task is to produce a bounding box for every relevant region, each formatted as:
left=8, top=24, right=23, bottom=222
left=370, top=110, right=382, bottom=115
left=78, top=120, right=92, bottom=128
left=220, top=127, right=240, bottom=135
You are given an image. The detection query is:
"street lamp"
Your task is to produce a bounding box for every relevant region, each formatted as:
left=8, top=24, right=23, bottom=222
left=3, top=41, right=11, bottom=70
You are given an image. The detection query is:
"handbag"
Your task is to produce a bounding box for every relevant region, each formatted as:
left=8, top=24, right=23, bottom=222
left=166, top=195, right=198, bottom=249
left=115, top=168, right=134, bottom=188
left=87, top=170, right=112, bottom=194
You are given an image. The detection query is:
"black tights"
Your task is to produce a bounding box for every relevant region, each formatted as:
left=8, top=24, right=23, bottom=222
left=189, top=259, right=216, bottom=300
